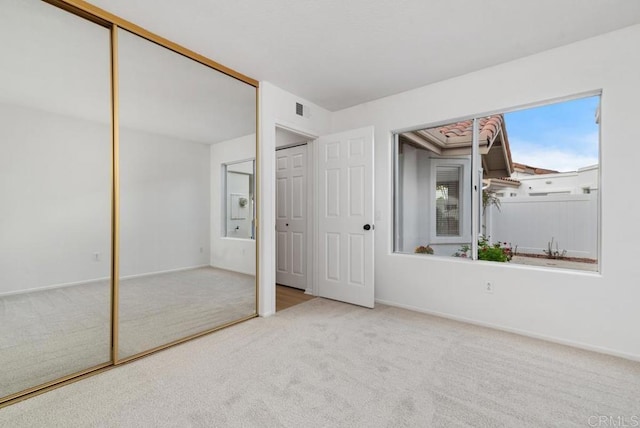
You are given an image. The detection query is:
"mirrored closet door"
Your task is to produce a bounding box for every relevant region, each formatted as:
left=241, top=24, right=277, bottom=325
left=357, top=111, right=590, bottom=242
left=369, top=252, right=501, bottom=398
left=117, top=29, right=257, bottom=361
left=0, top=0, right=112, bottom=399
left=1, top=0, right=258, bottom=404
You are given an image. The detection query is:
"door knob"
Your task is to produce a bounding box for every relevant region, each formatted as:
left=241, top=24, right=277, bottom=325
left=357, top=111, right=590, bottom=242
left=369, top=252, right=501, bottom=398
left=363, top=224, right=371, bottom=231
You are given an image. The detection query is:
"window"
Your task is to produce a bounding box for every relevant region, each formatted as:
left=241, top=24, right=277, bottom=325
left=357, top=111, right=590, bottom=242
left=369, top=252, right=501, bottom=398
left=431, top=159, right=471, bottom=243
left=435, top=167, right=461, bottom=236
left=224, top=159, right=255, bottom=239
left=394, top=121, right=472, bottom=255
left=394, top=94, right=600, bottom=272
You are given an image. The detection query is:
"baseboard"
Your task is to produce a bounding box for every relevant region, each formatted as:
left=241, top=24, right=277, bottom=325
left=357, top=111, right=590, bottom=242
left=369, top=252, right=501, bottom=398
left=0, top=277, right=108, bottom=297
left=210, top=264, right=255, bottom=277
left=375, top=298, right=640, bottom=363
left=119, top=264, right=210, bottom=281
left=259, top=310, right=276, bottom=318
left=0, top=264, right=210, bottom=297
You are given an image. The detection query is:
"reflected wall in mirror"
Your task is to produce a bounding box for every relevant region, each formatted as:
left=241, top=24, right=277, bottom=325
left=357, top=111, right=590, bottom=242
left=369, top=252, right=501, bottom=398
left=0, top=0, right=112, bottom=399
left=224, top=160, right=255, bottom=240
left=117, top=29, right=257, bottom=360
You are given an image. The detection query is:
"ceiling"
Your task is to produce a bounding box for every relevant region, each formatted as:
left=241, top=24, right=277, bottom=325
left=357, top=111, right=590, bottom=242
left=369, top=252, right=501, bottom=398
left=87, top=0, right=640, bottom=111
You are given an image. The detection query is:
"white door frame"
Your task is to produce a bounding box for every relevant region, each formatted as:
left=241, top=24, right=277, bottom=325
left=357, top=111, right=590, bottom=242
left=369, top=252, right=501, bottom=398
left=274, top=124, right=317, bottom=296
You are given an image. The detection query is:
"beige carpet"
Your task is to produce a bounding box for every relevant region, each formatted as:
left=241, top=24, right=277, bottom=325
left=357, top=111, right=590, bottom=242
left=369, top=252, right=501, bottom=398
left=1, top=298, right=639, bottom=427
left=0, top=267, right=255, bottom=399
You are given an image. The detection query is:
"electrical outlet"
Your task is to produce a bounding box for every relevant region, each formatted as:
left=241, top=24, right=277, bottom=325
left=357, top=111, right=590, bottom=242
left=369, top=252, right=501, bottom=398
left=199, top=247, right=204, bottom=253
left=93, top=252, right=100, bottom=262
left=485, top=281, right=493, bottom=293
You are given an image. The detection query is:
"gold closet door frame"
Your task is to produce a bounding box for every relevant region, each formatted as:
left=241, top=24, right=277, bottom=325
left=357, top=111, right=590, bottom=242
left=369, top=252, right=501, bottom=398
left=1, top=0, right=259, bottom=408
left=110, top=23, right=120, bottom=364
left=44, top=0, right=258, bottom=87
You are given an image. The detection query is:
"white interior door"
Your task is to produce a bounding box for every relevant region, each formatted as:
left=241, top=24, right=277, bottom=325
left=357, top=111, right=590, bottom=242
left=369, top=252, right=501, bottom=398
left=276, top=145, right=307, bottom=289
left=317, top=127, right=374, bottom=308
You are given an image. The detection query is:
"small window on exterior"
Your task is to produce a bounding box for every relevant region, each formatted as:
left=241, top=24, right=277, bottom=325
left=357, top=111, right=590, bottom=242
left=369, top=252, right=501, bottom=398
left=435, top=166, right=461, bottom=236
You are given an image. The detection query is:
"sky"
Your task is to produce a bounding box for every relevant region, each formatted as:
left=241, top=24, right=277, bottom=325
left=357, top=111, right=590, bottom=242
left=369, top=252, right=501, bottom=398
left=504, top=95, right=600, bottom=172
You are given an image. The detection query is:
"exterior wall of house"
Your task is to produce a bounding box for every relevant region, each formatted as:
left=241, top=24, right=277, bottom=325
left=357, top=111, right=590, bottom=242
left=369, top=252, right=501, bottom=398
left=329, top=24, right=640, bottom=360
left=397, top=145, right=472, bottom=257
left=509, top=165, right=599, bottom=196
left=485, top=166, right=599, bottom=259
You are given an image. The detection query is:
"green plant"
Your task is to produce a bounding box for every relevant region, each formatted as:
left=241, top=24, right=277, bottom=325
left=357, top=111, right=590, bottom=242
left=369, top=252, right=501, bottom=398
left=478, top=242, right=509, bottom=262
left=543, top=237, right=567, bottom=259
left=453, top=237, right=513, bottom=262
left=415, top=245, right=434, bottom=255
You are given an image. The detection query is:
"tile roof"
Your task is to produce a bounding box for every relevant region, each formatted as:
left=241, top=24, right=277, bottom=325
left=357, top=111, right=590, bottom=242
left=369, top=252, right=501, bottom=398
left=400, top=113, right=514, bottom=177
left=437, top=115, right=503, bottom=143
left=501, top=177, right=520, bottom=183
left=484, top=177, right=522, bottom=189
left=512, top=162, right=559, bottom=175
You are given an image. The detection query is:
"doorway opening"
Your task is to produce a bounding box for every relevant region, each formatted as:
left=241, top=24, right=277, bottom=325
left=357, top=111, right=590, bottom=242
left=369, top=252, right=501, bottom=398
left=275, top=126, right=315, bottom=312
left=272, top=124, right=375, bottom=312
left=276, top=284, right=315, bottom=312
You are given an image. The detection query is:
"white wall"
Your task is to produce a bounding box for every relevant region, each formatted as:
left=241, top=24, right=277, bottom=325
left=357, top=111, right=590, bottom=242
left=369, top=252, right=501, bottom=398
left=259, top=82, right=332, bottom=315
left=330, top=24, right=640, bottom=360
left=119, top=127, right=211, bottom=277
left=211, top=134, right=256, bottom=275
left=0, top=104, right=223, bottom=295
left=0, top=103, right=111, bottom=295
left=275, top=127, right=309, bottom=148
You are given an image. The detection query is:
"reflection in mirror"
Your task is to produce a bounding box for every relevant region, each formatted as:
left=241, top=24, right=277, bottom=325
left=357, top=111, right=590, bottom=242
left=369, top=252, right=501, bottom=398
left=0, top=0, right=112, bottom=399
left=117, top=29, right=257, bottom=360
left=225, top=160, right=255, bottom=240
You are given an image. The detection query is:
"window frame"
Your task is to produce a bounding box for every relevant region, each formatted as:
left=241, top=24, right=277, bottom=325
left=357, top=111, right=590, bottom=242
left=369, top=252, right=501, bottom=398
left=391, top=91, right=602, bottom=272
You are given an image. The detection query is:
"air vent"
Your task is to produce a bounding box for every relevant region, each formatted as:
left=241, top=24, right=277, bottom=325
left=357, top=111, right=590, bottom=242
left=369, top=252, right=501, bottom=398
left=296, top=102, right=304, bottom=116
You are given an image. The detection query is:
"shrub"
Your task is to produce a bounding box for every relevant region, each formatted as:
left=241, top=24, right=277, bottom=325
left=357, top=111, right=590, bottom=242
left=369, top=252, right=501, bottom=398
left=415, top=245, right=434, bottom=255
left=453, top=237, right=513, bottom=262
